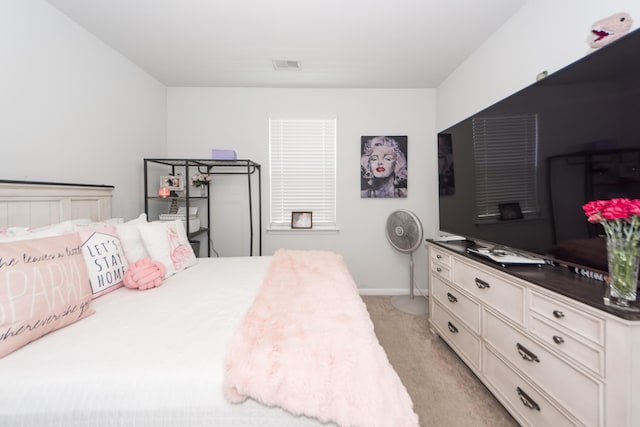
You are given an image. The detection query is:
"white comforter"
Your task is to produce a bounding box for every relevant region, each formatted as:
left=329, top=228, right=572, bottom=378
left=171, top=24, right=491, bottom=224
left=0, top=257, right=326, bottom=427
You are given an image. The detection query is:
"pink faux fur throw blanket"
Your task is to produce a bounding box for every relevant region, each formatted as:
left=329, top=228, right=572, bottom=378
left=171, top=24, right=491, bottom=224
left=223, top=249, right=419, bottom=427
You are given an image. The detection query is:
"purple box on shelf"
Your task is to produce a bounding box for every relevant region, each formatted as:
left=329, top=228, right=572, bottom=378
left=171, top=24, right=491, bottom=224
left=211, top=149, right=237, bottom=160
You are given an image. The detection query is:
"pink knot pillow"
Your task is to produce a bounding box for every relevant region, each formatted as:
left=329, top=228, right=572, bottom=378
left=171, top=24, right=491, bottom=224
left=123, top=257, right=166, bottom=290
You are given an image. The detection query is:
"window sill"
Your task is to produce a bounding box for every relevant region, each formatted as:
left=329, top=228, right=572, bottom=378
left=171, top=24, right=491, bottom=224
left=267, top=225, right=340, bottom=234
left=474, top=215, right=543, bottom=225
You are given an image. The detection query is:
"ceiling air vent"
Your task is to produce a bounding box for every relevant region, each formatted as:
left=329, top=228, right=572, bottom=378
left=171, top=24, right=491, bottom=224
left=273, top=59, right=301, bottom=70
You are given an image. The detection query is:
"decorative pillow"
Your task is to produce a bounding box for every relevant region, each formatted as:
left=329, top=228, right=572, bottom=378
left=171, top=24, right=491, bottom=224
left=123, top=257, right=165, bottom=290
left=138, top=220, right=197, bottom=277
left=72, top=218, right=125, bottom=229
left=76, top=225, right=129, bottom=299
left=0, top=227, right=31, bottom=239
left=115, top=213, right=149, bottom=263
left=0, top=218, right=92, bottom=242
left=0, top=233, right=94, bottom=358
left=103, top=217, right=124, bottom=225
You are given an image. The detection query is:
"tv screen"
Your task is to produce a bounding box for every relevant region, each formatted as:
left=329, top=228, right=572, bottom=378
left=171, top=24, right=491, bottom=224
left=438, top=28, right=640, bottom=275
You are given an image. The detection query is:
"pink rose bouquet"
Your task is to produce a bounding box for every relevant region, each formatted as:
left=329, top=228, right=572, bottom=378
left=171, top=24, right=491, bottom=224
left=191, top=173, right=212, bottom=187
left=583, top=198, right=640, bottom=239
left=583, top=198, right=640, bottom=305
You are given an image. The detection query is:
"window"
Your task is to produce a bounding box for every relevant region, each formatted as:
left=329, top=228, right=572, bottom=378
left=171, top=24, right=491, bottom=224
left=269, top=116, right=337, bottom=229
left=472, top=114, right=539, bottom=221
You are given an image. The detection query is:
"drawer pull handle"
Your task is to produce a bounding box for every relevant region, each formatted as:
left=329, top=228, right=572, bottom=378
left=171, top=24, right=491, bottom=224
left=553, top=335, right=565, bottom=345
left=475, top=278, right=490, bottom=289
left=517, top=387, right=541, bottom=411
left=436, top=267, right=442, bottom=273
left=447, top=293, right=458, bottom=303
left=553, top=310, right=565, bottom=319
left=516, top=343, right=540, bottom=363
left=436, top=254, right=442, bottom=259
left=447, top=322, right=459, bottom=334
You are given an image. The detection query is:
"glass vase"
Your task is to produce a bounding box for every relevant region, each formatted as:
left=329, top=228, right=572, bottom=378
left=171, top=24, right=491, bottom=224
left=607, top=236, right=640, bottom=307
left=199, top=185, right=207, bottom=197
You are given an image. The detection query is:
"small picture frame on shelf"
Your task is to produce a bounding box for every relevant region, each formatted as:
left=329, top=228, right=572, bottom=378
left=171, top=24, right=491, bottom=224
left=498, top=202, right=523, bottom=220
left=160, top=175, right=184, bottom=191
left=291, top=211, right=312, bottom=229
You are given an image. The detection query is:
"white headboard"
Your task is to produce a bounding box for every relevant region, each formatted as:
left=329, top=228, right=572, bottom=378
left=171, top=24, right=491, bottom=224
left=0, top=181, right=113, bottom=228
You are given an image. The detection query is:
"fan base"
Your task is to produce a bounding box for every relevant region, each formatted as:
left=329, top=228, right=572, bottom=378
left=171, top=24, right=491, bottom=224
left=391, top=295, right=429, bottom=315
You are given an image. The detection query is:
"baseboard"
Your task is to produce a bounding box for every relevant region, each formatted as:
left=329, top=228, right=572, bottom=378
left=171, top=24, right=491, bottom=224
left=359, top=288, right=429, bottom=297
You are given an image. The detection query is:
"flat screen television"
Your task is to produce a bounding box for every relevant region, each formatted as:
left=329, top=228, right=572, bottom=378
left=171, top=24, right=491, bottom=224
left=438, top=28, right=640, bottom=277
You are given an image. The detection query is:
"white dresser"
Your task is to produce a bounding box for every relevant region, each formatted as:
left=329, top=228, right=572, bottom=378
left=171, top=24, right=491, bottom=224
left=428, top=241, right=640, bottom=427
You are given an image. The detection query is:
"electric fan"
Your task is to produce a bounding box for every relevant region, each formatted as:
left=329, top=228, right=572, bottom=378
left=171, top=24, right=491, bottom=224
left=386, top=210, right=428, bottom=315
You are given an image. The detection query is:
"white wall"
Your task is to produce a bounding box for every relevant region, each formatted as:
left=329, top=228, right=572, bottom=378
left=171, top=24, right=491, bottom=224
left=0, top=0, right=167, bottom=220
left=167, top=88, right=437, bottom=294
left=5, top=0, right=638, bottom=294
left=438, top=0, right=640, bottom=132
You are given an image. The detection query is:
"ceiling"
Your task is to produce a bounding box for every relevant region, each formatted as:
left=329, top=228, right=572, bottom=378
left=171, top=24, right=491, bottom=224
left=45, top=0, right=526, bottom=88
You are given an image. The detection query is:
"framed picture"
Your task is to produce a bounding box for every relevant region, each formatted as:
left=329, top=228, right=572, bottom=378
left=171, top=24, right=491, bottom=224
left=498, top=202, right=523, bottom=220
left=291, top=211, right=312, bottom=229
left=438, top=133, right=455, bottom=196
left=360, top=135, right=408, bottom=198
left=160, top=175, right=184, bottom=191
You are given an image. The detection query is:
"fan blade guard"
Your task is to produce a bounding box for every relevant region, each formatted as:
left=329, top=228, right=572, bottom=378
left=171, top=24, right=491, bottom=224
left=386, top=210, right=424, bottom=253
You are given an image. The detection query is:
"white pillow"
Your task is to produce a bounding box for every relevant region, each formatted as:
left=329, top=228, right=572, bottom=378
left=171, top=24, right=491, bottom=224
left=0, top=226, right=33, bottom=240
left=0, top=218, right=92, bottom=242
left=138, top=219, right=197, bottom=277
left=73, top=218, right=125, bottom=229
left=115, top=213, right=149, bottom=263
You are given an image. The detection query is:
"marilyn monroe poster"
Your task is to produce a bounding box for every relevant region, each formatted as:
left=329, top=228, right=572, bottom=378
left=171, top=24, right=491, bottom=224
left=360, top=136, right=407, bottom=198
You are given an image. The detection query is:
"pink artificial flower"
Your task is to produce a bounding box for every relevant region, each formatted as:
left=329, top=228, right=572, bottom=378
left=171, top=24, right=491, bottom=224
left=583, top=198, right=640, bottom=223
left=587, top=213, right=601, bottom=224
left=601, top=198, right=631, bottom=220
left=582, top=200, right=608, bottom=217
left=628, top=199, right=640, bottom=216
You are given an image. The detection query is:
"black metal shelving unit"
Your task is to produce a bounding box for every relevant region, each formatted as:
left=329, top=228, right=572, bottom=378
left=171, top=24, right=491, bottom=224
left=143, top=158, right=262, bottom=256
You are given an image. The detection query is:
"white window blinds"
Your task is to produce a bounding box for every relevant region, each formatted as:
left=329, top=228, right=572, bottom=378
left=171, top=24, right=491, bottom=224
left=269, top=116, right=337, bottom=228
left=472, top=114, right=539, bottom=220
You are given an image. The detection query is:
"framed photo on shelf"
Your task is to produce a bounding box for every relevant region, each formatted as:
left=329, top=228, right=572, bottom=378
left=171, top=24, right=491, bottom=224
left=498, top=202, right=523, bottom=220
left=160, top=175, right=184, bottom=191
left=291, top=211, right=312, bottom=229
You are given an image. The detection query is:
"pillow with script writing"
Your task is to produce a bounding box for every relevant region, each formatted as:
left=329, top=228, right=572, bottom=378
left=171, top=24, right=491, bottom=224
left=0, top=233, right=94, bottom=358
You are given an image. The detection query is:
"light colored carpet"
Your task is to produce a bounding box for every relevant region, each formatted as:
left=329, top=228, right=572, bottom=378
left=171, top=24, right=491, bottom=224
left=362, top=296, right=519, bottom=427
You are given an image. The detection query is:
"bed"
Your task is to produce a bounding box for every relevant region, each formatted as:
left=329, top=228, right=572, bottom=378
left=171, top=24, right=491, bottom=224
left=0, top=181, right=418, bottom=427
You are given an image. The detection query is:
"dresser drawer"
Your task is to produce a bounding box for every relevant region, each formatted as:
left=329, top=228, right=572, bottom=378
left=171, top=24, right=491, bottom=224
left=483, top=349, right=578, bottom=427
left=431, top=276, right=480, bottom=333
left=484, top=311, right=601, bottom=426
left=453, top=259, right=525, bottom=326
left=430, top=259, right=452, bottom=281
left=431, top=301, right=480, bottom=370
left=529, top=290, right=604, bottom=346
left=430, top=247, right=452, bottom=267
left=530, top=315, right=604, bottom=377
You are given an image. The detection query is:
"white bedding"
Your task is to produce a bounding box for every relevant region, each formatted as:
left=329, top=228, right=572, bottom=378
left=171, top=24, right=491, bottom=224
left=0, top=257, right=327, bottom=427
